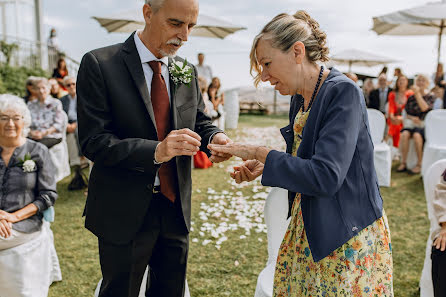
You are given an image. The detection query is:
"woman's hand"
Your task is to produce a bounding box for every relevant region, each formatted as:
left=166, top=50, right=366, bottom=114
left=29, top=130, right=43, bottom=140
left=0, top=219, right=12, bottom=238
left=231, top=160, right=264, bottom=184
left=0, top=210, right=18, bottom=223
left=208, top=143, right=261, bottom=161
left=433, top=224, right=446, bottom=251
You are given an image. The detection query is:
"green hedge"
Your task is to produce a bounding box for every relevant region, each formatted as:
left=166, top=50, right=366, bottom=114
left=0, top=65, right=48, bottom=97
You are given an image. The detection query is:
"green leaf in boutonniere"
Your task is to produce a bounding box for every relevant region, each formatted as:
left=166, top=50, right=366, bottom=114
left=169, top=58, right=194, bottom=88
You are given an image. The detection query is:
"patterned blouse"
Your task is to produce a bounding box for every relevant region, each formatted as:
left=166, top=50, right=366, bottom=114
left=27, top=97, right=64, bottom=139
left=405, top=93, right=435, bottom=120
left=0, top=139, right=57, bottom=233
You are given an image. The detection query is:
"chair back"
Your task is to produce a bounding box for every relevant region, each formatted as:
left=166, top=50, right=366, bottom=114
left=367, top=108, right=386, bottom=144
left=264, top=187, right=290, bottom=265
left=425, top=110, right=446, bottom=146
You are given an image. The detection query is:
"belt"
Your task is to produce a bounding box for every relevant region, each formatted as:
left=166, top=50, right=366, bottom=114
left=152, top=185, right=161, bottom=194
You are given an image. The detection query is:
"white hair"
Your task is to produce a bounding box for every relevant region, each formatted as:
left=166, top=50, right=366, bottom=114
left=34, top=77, right=51, bottom=89
left=63, top=75, right=76, bottom=86
left=0, top=94, right=32, bottom=137
left=145, top=0, right=166, bottom=12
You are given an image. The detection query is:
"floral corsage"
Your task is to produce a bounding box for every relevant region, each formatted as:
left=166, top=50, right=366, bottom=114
left=169, top=59, right=194, bottom=87
left=17, top=153, right=37, bottom=173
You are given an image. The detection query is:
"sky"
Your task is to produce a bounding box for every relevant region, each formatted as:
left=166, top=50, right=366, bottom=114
left=42, top=0, right=443, bottom=90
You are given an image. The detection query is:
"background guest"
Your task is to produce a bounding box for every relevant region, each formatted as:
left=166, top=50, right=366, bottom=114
left=432, top=168, right=446, bottom=297
left=368, top=73, right=391, bottom=113
left=195, top=53, right=213, bottom=85
left=0, top=94, right=57, bottom=248
left=208, top=77, right=225, bottom=130
left=24, top=76, right=38, bottom=103
left=392, top=67, right=403, bottom=88
left=362, top=78, right=375, bottom=106
left=434, top=63, right=445, bottom=88
left=388, top=75, right=413, bottom=150
left=27, top=78, right=65, bottom=149
left=432, top=86, right=444, bottom=110
left=52, top=58, right=68, bottom=86
left=49, top=78, right=67, bottom=99
left=398, top=74, right=435, bottom=174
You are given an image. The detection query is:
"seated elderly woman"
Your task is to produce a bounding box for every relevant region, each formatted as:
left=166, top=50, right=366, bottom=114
left=0, top=92, right=59, bottom=259
left=398, top=74, right=436, bottom=174
left=27, top=77, right=65, bottom=149
left=0, top=94, right=57, bottom=249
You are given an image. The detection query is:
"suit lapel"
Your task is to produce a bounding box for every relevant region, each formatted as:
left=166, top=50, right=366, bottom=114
left=122, top=33, right=158, bottom=135
left=168, top=57, right=179, bottom=130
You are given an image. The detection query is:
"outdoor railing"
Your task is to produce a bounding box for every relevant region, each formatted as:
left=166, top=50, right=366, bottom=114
left=0, top=34, right=79, bottom=76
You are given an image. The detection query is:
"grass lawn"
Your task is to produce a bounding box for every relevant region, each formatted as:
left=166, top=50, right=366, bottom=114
left=48, top=114, right=428, bottom=297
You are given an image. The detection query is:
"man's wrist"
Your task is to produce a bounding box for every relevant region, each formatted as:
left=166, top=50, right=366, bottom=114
left=154, top=143, right=163, bottom=164
left=209, top=131, right=226, bottom=145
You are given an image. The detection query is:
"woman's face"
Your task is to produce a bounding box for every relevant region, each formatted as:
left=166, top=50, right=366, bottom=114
left=415, top=76, right=429, bottom=90
left=34, top=82, right=49, bottom=101
left=0, top=109, right=24, bottom=140
left=397, top=77, right=408, bottom=90
left=256, top=38, right=301, bottom=96
left=59, top=60, right=66, bottom=69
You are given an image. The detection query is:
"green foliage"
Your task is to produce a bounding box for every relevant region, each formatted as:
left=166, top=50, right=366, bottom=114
left=0, top=40, right=19, bottom=66
left=0, top=65, right=47, bottom=97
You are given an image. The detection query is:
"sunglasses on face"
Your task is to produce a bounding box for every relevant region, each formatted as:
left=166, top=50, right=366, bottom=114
left=66, top=83, right=76, bottom=87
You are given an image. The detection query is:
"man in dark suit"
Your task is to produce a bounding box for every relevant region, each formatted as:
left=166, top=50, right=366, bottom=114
left=76, top=0, right=231, bottom=296
left=368, top=73, right=392, bottom=114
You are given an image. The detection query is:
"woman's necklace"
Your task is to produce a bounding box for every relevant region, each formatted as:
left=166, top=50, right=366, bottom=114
left=301, top=65, right=324, bottom=114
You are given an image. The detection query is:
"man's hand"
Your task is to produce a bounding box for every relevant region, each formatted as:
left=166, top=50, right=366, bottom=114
left=66, top=123, right=77, bottom=133
left=0, top=219, right=12, bottom=238
left=209, top=133, right=232, bottom=163
left=155, top=129, right=201, bottom=163
left=0, top=210, right=17, bottom=223
left=231, top=160, right=264, bottom=184
left=433, top=224, right=446, bottom=252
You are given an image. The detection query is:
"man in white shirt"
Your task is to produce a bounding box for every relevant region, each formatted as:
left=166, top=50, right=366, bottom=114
left=195, top=52, right=213, bottom=84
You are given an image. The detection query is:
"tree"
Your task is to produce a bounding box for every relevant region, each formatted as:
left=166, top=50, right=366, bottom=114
left=0, top=41, right=19, bottom=66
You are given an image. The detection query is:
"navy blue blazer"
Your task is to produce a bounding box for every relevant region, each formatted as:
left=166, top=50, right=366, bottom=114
left=262, top=68, right=383, bottom=262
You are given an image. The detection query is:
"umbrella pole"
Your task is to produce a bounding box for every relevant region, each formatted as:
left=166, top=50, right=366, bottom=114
left=438, top=20, right=444, bottom=66
left=348, top=61, right=352, bottom=72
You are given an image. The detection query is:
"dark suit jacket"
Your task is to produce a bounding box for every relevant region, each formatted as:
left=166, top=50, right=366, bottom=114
left=368, top=87, right=392, bottom=112
left=76, top=33, right=220, bottom=245
left=262, top=68, right=383, bottom=262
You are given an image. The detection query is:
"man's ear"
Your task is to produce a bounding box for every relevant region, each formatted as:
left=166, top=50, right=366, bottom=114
left=143, top=4, right=153, bottom=24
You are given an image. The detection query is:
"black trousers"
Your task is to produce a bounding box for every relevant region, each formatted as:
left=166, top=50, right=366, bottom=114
left=98, top=194, right=189, bottom=297
left=432, top=246, right=446, bottom=297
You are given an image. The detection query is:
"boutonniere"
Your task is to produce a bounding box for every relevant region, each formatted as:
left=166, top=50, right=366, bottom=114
left=17, top=153, right=37, bottom=173
left=169, top=59, right=194, bottom=87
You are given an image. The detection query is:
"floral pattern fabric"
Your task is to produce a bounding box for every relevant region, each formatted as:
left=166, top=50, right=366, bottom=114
left=27, top=96, right=64, bottom=139
left=273, top=108, right=394, bottom=297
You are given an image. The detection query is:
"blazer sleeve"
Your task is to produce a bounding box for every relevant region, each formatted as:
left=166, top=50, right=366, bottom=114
left=191, top=65, right=222, bottom=155
left=262, top=81, right=362, bottom=197
left=77, top=52, right=159, bottom=173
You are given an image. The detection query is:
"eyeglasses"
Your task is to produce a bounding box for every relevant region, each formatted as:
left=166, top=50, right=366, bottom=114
left=0, top=115, right=23, bottom=123
left=66, top=83, right=76, bottom=87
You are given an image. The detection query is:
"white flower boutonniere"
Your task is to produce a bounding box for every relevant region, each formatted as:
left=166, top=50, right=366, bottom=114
left=18, top=153, right=36, bottom=173
left=169, top=59, right=194, bottom=87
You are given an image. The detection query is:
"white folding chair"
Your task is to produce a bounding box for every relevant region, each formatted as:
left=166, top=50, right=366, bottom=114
left=422, top=110, right=446, bottom=176
left=48, top=110, right=71, bottom=182
left=367, top=109, right=392, bottom=187
left=254, top=188, right=290, bottom=297
left=419, top=159, right=446, bottom=297
left=94, top=269, right=191, bottom=297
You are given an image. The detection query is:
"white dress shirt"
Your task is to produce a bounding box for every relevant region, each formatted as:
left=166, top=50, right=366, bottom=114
left=134, top=31, right=171, bottom=186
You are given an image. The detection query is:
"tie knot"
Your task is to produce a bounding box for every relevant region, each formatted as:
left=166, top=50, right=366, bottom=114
left=148, top=61, right=162, bottom=74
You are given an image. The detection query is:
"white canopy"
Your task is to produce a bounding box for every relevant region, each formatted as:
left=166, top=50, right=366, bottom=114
left=92, top=9, right=246, bottom=39
left=330, top=49, right=398, bottom=71
left=372, top=0, right=446, bottom=64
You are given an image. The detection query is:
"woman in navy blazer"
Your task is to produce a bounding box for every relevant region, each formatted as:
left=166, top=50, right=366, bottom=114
left=209, top=10, right=393, bottom=296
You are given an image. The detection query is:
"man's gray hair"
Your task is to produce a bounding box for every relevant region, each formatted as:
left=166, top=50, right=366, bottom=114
left=0, top=94, right=32, bottom=137
left=145, top=0, right=166, bottom=13
left=63, top=75, right=76, bottom=86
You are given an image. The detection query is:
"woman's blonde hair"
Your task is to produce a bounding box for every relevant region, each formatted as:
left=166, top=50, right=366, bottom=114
left=249, top=10, right=329, bottom=87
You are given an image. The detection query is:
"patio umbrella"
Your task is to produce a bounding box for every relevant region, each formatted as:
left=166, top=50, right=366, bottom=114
left=92, top=9, right=246, bottom=39
left=330, top=49, right=398, bottom=72
left=372, top=0, right=446, bottom=65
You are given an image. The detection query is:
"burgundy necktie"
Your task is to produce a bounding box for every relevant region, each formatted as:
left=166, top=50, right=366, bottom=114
left=148, top=61, right=177, bottom=202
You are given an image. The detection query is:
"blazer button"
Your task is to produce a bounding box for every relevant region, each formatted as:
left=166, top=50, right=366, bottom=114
left=352, top=226, right=358, bottom=232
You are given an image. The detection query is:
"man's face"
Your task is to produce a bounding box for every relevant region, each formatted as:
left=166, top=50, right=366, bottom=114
left=142, top=0, right=199, bottom=58
left=198, top=54, right=204, bottom=64
left=65, top=79, right=76, bottom=97
left=378, top=76, right=387, bottom=88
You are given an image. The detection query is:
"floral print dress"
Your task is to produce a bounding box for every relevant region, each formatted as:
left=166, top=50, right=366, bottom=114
left=273, top=108, right=394, bottom=297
